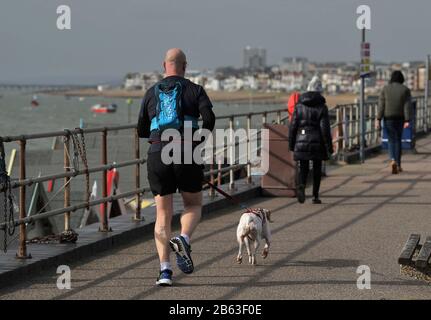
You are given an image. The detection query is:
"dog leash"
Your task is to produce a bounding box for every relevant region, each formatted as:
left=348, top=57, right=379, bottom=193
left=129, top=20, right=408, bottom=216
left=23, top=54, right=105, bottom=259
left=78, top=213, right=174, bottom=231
left=205, top=180, right=249, bottom=211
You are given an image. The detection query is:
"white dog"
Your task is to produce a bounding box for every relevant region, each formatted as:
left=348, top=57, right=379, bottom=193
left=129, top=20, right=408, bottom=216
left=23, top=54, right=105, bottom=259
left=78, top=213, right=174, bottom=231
left=236, top=208, right=272, bottom=265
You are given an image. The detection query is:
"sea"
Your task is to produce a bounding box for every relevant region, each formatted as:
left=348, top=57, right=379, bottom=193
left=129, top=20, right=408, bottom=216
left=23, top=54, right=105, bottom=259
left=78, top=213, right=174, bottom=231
left=0, top=87, right=287, bottom=249
left=0, top=87, right=286, bottom=153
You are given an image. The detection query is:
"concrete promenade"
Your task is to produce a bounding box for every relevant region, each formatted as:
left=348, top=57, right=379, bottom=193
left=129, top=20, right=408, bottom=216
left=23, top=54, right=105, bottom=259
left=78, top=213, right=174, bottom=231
left=1, top=135, right=431, bottom=300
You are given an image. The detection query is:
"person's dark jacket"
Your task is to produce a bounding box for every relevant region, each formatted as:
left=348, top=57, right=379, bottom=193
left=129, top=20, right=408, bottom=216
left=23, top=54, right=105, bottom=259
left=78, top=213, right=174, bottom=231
left=288, top=92, right=333, bottom=161
left=377, top=83, right=411, bottom=121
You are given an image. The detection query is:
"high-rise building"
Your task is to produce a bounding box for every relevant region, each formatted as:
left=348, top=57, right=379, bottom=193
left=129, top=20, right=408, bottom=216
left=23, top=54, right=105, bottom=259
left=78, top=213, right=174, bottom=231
left=243, top=46, right=267, bottom=71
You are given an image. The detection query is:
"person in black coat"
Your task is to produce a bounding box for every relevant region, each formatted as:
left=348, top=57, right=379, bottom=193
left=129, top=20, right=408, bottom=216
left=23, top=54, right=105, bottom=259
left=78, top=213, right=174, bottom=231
left=289, top=76, right=333, bottom=204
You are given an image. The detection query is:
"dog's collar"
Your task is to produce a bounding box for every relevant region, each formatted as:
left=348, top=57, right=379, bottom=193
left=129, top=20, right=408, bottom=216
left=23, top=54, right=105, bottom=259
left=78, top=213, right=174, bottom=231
left=248, top=209, right=266, bottom=224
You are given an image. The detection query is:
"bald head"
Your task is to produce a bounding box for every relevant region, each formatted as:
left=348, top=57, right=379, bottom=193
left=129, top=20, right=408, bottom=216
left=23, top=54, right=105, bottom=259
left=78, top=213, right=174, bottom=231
left=163, top=48, right=187, bottom=77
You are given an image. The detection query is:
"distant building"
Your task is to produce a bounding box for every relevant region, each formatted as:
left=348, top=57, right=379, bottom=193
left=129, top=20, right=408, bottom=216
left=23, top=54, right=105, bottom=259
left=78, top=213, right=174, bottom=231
left=204, top=78, right=222, bottom=91
left=417, top=67, right=426, bottom=91
left=278, top=57, right=309, bottom=91
left=406, top=68, right=416, bottom=91
left=243, top=46, right=266, bottom=71
left=124, top=72, right=162, bottom=91
left=281, top=57, right=308, bottom=74
left=281, top=72, right=305, bottom=91
left=121, top=59, right=425, bottom=95
left=97, top=84, right=110, bottom=92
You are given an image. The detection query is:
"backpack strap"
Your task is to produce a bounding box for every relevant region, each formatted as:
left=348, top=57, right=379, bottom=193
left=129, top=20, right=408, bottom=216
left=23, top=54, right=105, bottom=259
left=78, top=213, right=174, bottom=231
left=174, top=81, right=183, bottom=121
left=173, top=80, right=199, bottom=129
left=150, top=83, right=162, bottom=131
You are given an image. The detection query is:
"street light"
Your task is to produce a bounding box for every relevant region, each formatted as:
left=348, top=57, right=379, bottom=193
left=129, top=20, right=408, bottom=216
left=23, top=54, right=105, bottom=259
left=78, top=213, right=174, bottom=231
left=359, top=28, right=371, bottom=164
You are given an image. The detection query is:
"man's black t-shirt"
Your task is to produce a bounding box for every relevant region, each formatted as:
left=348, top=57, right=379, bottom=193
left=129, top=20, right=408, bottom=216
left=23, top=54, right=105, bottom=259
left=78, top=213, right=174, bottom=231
left=137, top=76, right=215, bottom=153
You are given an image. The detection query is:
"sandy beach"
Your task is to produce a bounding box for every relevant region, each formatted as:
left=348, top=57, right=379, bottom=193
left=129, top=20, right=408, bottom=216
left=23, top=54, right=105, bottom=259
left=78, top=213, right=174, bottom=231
left=48, top=88, right=358, bottom=107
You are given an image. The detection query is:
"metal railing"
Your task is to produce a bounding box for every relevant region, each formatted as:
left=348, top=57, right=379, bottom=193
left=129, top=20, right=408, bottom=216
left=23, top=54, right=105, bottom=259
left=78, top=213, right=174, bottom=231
left=0, top=107, right=288, bottom=258
left=330, top=96, right=429, bottom=159
left=2, top=95, right=429, bottom=258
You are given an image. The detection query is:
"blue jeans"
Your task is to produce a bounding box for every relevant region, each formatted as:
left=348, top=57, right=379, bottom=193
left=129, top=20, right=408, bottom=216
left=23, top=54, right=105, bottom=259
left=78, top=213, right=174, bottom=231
left=385, top=119, right=404, bottom=166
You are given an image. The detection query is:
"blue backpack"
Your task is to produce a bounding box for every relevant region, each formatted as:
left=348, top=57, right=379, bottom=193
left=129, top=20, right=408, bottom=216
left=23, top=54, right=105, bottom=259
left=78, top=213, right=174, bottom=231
left=150, top=80, right=198, bottom=132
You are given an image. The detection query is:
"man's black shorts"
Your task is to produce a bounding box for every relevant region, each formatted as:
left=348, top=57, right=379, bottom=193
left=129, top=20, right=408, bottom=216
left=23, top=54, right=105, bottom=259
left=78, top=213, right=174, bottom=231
left=147, top=151, right=204, bottom=196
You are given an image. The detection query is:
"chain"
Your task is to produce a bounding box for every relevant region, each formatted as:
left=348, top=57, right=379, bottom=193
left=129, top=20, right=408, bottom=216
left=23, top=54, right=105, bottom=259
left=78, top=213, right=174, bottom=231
left=78, top=129, right=90, bottom=210
left=6, top=181, right=15, bottom=237
left=16, top=164, right=76, bottom=246
left=0, top=132, right=87, bottom=251
left=23, top=130, right=86, bottom=246
left=1, top=139, right=16, bottom=253
left=68, top=131, right=81, bottom=173
left=3, top=187, right=8, bottom=253
left=67, top=129, right=90, bottom=209
left=26, top=229, right=78, bottom=245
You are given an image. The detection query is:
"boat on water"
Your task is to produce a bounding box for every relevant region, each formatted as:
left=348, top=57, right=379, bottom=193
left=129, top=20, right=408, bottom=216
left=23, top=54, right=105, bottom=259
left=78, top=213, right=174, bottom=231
left=91, top=103, right=117, bottom=114
left=31, top=95, right=39, bottom=107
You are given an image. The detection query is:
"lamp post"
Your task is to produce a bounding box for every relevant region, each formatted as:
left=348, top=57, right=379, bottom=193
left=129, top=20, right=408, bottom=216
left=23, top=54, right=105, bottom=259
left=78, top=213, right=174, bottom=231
left=359, top=28, right=371, bottom=163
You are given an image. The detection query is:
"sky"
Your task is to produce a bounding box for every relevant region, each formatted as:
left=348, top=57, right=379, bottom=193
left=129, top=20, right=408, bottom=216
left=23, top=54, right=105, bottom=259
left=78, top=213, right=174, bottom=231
left=0, top=0, right=430, bottom=84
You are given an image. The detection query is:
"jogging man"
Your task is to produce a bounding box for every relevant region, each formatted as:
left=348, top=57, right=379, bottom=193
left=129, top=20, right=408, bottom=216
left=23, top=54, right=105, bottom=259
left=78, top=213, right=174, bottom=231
left=138, top=48, right=215, bottom=286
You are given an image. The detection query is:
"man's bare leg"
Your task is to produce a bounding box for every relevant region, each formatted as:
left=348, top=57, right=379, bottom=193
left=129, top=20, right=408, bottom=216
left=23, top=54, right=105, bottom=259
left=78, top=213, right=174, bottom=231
left=154, top=194, right=173, bottom=264
left=180, top=191, right=203, bottom=241
left=168, top=191, right=201, bottom=275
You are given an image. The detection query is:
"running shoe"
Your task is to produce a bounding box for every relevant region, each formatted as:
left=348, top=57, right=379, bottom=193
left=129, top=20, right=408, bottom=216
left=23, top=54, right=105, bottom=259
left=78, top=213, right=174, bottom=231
left=170, top=236, right=194, bottom=274
left=156, top=269, right=173, bottom=287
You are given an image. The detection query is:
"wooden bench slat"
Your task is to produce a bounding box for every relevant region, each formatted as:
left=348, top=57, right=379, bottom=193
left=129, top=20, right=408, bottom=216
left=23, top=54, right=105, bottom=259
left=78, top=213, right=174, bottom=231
left=416, top=236, right=431, bottom=269
left=398, top=234, right=421, bottom=265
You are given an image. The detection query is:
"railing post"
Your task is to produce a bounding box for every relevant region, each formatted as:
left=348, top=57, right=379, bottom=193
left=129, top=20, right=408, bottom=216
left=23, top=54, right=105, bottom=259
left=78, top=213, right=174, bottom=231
left=247, top=114, right=252, bottom=184
left=425, top=55, right=430, bottom=132
left=134, top=128, right=143, bottom=221
left=349, top=106, right=353, bottom=150
left=276, top=111, right=281, bottom=124
left=100, top=128, right=110, bottom=232
left=336, top=109, right=343, bottom=154
left=209, top=163, right=215, bottom=197
left=217, top=159, right=222, bottom=187
left=424, top=98, right=426, bottom=131
left=63, top=135, right=71, bottom=231
left=16, top=139, right=31, bottom=259
left=355, top=106, right=360, bottom=146
left=418, top=99, right=421, bottom=131
left=368, top=104, right=372, bottom=145
left=374, top=104, right=379, bottom=145
left=342, top=107, right=347, bottom=150
left=229, top=116, right=235, bottom=190
left=209, top=131, right=216, bottom=197
left=427, top=97, right=430, bottom=132
left=334, top=108, right=339, bottom=155
left=262, top=112, right=267, bottom=125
